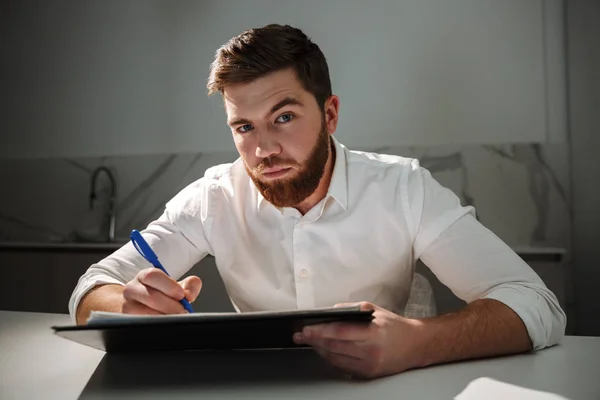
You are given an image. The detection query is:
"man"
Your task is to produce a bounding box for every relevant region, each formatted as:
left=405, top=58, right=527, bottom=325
left=70, top=24, right=566, bottom=379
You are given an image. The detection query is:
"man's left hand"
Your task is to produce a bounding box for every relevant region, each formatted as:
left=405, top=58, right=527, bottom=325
left=293, top=301, right=422, bottom=379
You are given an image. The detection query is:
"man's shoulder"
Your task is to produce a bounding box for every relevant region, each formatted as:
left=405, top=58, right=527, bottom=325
left=203, top=158, right=246, bottom=182
left=165, top=159, right=246, bottom=215
left=346, top=148, right=420, bottom=174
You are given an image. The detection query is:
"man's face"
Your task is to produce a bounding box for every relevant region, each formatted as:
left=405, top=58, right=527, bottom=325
left=223, top=68, right=333, bottom=208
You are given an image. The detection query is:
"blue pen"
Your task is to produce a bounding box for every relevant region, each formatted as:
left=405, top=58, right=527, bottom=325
left=130, top=229, right=194, bottom=313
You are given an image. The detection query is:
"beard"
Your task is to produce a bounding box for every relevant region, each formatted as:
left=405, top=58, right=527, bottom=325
left=246, top=121, right=331, bottom=208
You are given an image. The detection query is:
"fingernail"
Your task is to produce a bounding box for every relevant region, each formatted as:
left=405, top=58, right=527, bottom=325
left=303, top=327, right=312, bottom=339
left=293, top=333, right=303, bottom=343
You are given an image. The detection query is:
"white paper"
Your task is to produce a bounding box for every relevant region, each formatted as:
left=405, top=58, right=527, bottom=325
left=86, top=310, right=243, bottom=325
left=455, top=377, right=570, bottom=400
left=86, top=305, right=363, bottom=325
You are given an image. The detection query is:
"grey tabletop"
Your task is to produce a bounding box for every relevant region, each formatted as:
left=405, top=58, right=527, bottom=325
left=1, top=310, right=599, bottom=400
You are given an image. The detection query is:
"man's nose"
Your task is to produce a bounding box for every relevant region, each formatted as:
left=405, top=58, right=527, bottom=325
left=255, top=132, right=281, bottom=159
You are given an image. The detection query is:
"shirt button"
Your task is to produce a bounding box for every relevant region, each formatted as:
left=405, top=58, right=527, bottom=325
left=300, top=269, right=308, bottom=279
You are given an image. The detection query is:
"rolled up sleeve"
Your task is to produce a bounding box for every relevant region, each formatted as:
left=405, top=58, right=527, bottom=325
left=406, top=160, right=566, bottom=350
left=68, top=178, right=214, bottom=323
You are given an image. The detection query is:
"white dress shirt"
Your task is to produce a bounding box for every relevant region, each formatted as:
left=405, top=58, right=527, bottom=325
left=69, top=137, right=566, bottom=350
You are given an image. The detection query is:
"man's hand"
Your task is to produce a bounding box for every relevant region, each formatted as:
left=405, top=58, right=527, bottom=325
left=122, top=268, right=202, bottom=315
left=293, top=299, right=533, bottom=380
left=293, top=302, right=420, bottom=379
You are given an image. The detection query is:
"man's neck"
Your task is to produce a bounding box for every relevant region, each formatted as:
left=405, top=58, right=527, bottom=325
left=294, top=140, right=336, bottom=216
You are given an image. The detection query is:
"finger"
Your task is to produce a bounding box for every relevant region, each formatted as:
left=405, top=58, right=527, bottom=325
left=334, top=301, right=377, bottom=312
left=333, top=302, right=358, bottom=308
left=137, top=268, right=186, bottom=300
left=303, top=322, right=370, bottom=341
left=312, top=346, right=369, bottom=378
left=178, top=276, right=202, bottom=302
left=307, top=338, right=366, bottom=359
left=124, top=281, right=186, bottom=314
left=121, top=299, right=164, bottom=315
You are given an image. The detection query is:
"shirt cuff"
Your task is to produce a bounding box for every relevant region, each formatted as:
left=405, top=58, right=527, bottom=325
left=483, top=285, right=564, bottom=351
left=68, top=275, right=126, bottom=324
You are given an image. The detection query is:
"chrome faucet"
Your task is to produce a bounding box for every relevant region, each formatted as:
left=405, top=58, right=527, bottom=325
left=89, top=166, right=117, bottom=242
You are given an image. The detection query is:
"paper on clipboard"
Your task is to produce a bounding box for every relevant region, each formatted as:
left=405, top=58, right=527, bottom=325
left=86, top=306, right=370, bottom=326
left=52, top=305, right=375, bottom=353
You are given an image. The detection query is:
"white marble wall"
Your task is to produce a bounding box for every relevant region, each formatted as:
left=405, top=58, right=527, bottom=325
left=0, top=141, right=570, bottom=251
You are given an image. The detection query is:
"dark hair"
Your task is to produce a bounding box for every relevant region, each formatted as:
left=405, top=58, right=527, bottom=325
left=207, top=24, right=332, bottom=109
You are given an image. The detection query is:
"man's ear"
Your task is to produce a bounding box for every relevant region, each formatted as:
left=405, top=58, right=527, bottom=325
left=323, top=95, right=340, bottom=134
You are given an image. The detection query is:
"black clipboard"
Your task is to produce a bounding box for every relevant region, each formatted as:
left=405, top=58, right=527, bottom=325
left=52, top=305, right=374, bottom=353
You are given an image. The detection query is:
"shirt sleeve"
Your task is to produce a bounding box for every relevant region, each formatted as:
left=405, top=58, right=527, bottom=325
left=404, top=159, right=566, bottom=350
left=68, top=177, right=215, bottom=323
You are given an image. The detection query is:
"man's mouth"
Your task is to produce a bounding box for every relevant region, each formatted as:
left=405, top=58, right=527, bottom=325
left=262, top=167, right=292, bottom=179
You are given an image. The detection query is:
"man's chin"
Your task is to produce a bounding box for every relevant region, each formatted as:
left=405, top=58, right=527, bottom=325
left=257, top=180, right=293, bottom=193
left=255, top=178, right=309, bottom=207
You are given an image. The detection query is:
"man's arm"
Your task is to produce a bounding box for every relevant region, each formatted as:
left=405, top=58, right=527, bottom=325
left=75, top=284, right=124, bottom=325
left=70, top=207, right=210, bottom=324
left=416, top=214, right=566, bottom=350
left=413, top=298, right=532, bottom=368
left=408, top=163, right=566, bottom=350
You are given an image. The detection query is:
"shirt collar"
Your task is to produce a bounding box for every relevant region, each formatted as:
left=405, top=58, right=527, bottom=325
left=327, top=136, right=348, bottom=210
left=256, top=136, right=348, bottom=213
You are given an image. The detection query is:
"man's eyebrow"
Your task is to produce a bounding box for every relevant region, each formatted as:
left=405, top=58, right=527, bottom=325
left=227, top=97, right=303, bottom=127
left=228, top=117, right=252, bottom=127
left=268, top=97, right=303, bottom=115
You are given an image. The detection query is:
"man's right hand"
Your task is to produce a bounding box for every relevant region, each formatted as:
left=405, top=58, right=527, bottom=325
left=122, top=268, right=202, bottom=315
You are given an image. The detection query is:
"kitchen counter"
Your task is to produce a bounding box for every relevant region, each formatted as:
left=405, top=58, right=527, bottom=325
left=0, top=240, right=126, bottom=252
left=511, top=246, right=567, bottom=262
left=0, top=241, right=566, bottom=261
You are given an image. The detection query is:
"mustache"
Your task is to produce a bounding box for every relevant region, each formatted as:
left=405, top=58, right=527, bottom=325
left=252, top=157, right=299, bottom=174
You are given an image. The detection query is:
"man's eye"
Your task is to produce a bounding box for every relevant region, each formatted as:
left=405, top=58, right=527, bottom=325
left=276, top=114, right=294, bottom=123
left=237, top=124, right=253, bottom=133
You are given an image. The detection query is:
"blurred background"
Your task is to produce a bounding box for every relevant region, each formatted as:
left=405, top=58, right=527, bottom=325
left=0, top=1, right=597, bottom=336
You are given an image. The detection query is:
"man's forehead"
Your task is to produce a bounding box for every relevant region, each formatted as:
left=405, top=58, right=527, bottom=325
left=224, top=87, right=299, bottom=109
left=224, top=88, right=306, bottom=123
left=224, top=69, right=305, bottom=109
